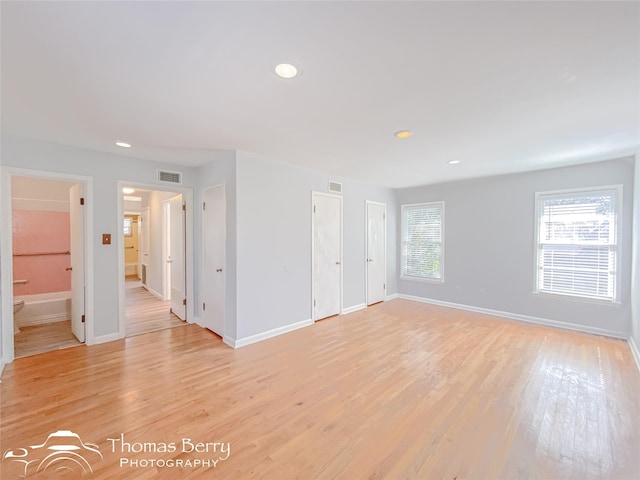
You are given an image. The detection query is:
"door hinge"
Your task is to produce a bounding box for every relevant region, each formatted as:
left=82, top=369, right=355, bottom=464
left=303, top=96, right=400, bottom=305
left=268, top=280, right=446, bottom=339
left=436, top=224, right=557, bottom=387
left=384, top=283, right=386, bottom=290
left=203, top=302, right=206, bottom=311
left=203, top=202, right=206, bottom=210
left=80, top=198, right=85, bottom=206
left=383, top=213, right=385, bottom=220
left=183, top=298, right=187, bottom=306
left=313, top=205, right=316, bottom=213
left=81, top=314, right=86, bottom=323
left=182, top=203, right=186, bottom=211
left=313, top=299, right=316, bottom=307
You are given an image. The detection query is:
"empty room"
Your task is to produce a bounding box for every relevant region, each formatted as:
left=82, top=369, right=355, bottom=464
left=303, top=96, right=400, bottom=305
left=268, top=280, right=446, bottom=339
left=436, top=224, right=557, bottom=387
left=1, top=2, right=639, bottom=479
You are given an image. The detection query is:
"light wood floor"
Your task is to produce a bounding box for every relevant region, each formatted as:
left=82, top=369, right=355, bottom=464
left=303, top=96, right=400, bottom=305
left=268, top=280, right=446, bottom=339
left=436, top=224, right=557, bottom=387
left=126, top=276, right=186, bottom=337
left=2, top=299, right=639, bottom=479
left=13, top=320, right=82, bottom=358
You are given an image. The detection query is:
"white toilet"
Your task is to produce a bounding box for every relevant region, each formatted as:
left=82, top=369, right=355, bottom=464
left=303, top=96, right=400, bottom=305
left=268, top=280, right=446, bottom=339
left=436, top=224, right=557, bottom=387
left=13, top=299, right=24, bottom=334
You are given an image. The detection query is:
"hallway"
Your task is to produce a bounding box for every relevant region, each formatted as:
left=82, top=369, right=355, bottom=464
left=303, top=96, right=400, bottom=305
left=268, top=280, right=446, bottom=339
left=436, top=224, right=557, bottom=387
left=125, top=276, right=186, bottom=336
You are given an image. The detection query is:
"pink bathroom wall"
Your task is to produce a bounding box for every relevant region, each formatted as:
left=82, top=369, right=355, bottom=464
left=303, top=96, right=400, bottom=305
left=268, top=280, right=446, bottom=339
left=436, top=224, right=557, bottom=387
left=12, top=209, right=71, bottom=295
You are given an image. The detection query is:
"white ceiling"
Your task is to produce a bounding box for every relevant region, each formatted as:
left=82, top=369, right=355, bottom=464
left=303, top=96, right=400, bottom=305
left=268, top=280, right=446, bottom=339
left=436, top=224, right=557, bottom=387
left=1, top=1, right=638, bottom=188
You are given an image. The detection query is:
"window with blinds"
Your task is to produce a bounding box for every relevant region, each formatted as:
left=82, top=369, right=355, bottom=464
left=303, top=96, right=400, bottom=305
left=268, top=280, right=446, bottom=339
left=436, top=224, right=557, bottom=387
left=401, top=202, right=444, bottom=281
left=535, top=186, right=620, bottom=301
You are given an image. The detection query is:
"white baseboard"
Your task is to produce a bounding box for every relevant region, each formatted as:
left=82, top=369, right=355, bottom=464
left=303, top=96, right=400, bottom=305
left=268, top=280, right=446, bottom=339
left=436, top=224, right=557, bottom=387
left=629, top=336, right=640, bottom=372
left=222, top=336, right=237, bottom=348
left=342, top=303, right=366, bottom=315
left=0, top=357, right=5, bottom=379
left=226, top=318, right=313, bottom=349
left=385, top=293, right=399, bottom=301
left=143, top=286, right=164, bottom=301
left=398, top=294, right=628, bottom=339
left=192, top=316, right=204, bottom=328
left=17, top=312, right=69, bottom=327
left=92, top=332, right=123, bottom=345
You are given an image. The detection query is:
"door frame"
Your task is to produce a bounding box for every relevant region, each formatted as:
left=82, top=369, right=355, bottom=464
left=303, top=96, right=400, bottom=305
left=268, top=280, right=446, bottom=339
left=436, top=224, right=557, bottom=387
left=0, top=167, right=94, bottom=365
left=365, top=201, right=387, bottom=306
left=311, top=191, right=343, bottom=322
left=116, top=181, right=194, bottom=338
left=200, top=183, right=226, bottom=336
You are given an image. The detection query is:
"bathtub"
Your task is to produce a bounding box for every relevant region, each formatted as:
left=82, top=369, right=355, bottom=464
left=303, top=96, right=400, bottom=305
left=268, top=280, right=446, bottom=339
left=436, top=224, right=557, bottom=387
left=14, top=291, right=72, bottom=327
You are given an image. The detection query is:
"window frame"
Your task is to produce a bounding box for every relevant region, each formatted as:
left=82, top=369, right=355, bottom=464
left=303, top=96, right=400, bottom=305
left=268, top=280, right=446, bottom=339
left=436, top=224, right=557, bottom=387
left=533, top=185, right=622, bottom=303
left=123, top=217, right=133, bottom=237
left=400, top=201, right=445, bottom=283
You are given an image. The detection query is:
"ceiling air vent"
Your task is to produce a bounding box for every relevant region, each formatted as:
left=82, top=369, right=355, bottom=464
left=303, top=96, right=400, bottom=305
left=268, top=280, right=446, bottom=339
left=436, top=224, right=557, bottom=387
left=328, top=180, right=342, bottom=194
left=157, top=170, right=182, bottom=184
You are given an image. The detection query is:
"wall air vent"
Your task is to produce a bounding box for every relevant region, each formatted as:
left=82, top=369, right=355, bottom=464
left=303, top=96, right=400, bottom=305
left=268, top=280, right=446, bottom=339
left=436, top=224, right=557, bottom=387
left=328, top=180, right=342, bottom=194
left=157, top=170, right=182, bottom=184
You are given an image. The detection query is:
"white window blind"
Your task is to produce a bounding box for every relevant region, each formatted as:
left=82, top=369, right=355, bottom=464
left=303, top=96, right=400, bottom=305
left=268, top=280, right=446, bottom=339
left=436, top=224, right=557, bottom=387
left=535, top=187, right=620, bottom=301
left=401, top=202, right=444, bottom=281
left=123, top=217, right=132, bottom=236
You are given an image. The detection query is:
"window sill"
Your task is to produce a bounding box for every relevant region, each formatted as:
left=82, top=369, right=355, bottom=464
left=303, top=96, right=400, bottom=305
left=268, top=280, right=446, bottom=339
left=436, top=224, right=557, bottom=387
left=532, top=291, right=621, bottom=306
left=400, top=275, right=444, bottom=284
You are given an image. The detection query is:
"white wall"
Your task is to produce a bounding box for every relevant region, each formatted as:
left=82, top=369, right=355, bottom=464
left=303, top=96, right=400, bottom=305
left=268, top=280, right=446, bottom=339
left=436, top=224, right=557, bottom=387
left=123, top=197, right=142, bottom=213
left=396, top=157, right=635, bottom=337
left=12, top=176, right=75, bottom=211
left=233, top=152, right=397, bottom=341
left=631, top=154, right=640, bottom=361
left=0, top=135, right=198, bottom=363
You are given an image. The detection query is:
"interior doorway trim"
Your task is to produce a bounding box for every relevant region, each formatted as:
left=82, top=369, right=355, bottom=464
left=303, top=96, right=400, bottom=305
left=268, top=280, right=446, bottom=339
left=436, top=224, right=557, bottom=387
left=0, top=167, right=94, bottom=366
left=116, top=181, right=194, bottom=338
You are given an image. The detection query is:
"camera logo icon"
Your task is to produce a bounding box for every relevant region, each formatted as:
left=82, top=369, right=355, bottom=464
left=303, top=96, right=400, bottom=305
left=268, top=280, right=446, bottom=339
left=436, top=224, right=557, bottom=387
left=3, top=430, right=103, bottom=477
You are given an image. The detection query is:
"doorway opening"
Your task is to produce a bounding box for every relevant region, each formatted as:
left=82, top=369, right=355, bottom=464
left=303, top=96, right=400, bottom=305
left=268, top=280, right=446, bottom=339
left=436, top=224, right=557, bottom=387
left=9, top=175, right=86, bottom=358
left=121, top=187, right=188, bottom=337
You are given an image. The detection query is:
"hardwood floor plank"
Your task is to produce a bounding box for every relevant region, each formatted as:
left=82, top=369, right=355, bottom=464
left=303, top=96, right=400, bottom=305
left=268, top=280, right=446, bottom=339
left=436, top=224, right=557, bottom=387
left=1, top=299, right=639, bottom=479
left=13, top=320, right=82, bottom=358
left=125, top=276, right=186, bottom=337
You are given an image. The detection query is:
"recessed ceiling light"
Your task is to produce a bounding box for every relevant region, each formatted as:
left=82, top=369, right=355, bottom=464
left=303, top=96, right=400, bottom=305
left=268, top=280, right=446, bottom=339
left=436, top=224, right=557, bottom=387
left=447, top=160, right=461, bottom=165
left=115, top=141, right=132, bottom=148
left=394, top=130, right=413, bottom=139
left=122, top=187, right=136, bottom=194
left=274, top=63, right=299, bottom=79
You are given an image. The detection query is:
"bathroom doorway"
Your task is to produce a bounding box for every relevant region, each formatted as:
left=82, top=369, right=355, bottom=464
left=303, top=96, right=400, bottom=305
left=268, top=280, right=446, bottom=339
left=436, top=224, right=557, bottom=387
left=121, top=187, right=187, bottom=337
left=10, top=175, right=86, bottom=358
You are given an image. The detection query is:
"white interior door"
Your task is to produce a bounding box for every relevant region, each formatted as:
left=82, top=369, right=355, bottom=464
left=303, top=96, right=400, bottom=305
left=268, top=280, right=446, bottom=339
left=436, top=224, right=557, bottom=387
left=69, top=184, right=85, bottom=342
left=140, top=206, right=150, bottom=285
left=202, top=185, right=225, bottom=335
left=313, top=192, right=342, bottom=321
left=162, top=201, right=171, bottom=301
left=366, top=201, right=386, bottom=305
left=169, top=195, right=186, bottom=320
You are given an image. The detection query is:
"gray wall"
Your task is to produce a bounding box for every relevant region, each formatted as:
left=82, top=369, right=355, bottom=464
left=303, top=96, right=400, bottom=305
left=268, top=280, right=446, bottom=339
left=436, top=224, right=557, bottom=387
left=631, top=154, right=640, bottom=350
left=0, top=135, right=197, bottom=344
left=193, top=153, right=238, bottom=339
left=396, top=158, right=635, bottom=336
left=234, top=152, right=397, bottom=340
